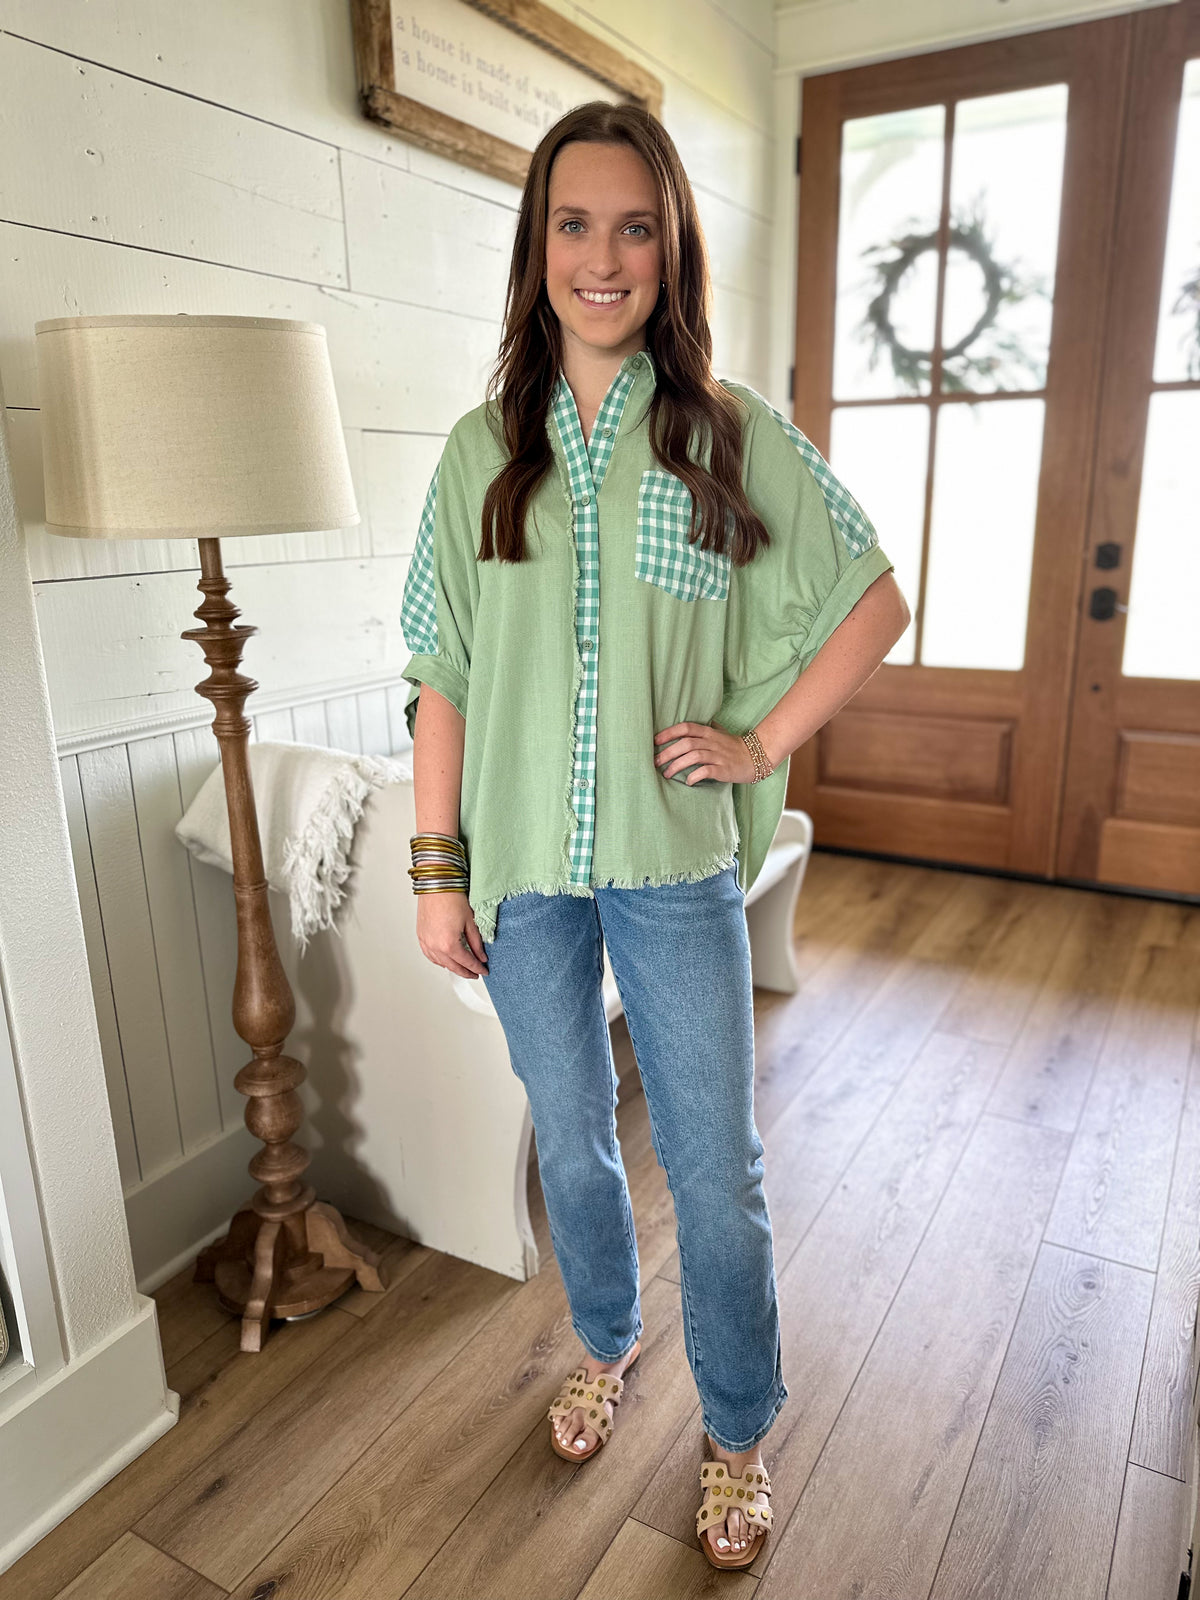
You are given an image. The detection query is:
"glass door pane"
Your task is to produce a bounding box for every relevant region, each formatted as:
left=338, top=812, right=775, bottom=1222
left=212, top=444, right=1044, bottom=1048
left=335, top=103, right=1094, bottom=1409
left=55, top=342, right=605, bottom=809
left=1122, top=58, right=1200, bottom=681
left=922, top=399, right=1046, bottom=669
left=827, top=83, right=1069, bottom=672
left=1152, top=59, right=1200, bottom=382
left=1122, top=391, right=1200, bottom=678
left=941, top=86, right=1068, bottom=393
left=833, top=106, right=946, bottom=400
left=830, top=404, right=928, bottom=664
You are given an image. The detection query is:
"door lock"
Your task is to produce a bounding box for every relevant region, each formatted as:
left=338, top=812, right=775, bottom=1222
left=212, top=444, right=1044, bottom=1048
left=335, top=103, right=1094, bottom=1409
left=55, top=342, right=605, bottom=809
left=1089, top=586, right=1129, bottom=621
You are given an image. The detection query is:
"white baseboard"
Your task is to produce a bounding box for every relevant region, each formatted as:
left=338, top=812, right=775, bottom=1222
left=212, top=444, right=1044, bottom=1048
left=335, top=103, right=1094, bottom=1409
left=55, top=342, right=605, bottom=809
left=125, top=1121, right=259, bottom=1293
left=0, top=1297, right=178, bottom=1573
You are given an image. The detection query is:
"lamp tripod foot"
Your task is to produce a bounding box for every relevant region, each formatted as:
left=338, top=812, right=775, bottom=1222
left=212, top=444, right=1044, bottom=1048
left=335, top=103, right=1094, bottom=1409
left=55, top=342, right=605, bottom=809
left=195, top=1198, right=385, bottom=1353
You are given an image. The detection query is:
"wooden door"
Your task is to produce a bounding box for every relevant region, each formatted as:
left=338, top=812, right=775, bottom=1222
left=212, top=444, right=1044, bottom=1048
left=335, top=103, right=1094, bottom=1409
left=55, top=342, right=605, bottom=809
left=789, top=20, right=1130, bottom=875
left=1056, top=1, right=1200, bottom=895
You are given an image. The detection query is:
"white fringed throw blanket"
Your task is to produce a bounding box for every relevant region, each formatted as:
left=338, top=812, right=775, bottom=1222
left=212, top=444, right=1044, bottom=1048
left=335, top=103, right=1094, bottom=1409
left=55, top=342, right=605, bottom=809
left=175, top=740, right=412, bottom=949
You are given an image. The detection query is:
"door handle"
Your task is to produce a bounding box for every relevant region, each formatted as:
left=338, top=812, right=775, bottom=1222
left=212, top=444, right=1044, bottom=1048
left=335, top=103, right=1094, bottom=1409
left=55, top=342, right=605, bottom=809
left=1089, top=586, right=1129, bottom=620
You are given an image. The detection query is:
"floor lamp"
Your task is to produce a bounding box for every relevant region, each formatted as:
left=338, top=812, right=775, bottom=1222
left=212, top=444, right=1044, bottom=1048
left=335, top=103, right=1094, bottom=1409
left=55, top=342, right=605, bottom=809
left=34, top=313, right=384, bottom=1351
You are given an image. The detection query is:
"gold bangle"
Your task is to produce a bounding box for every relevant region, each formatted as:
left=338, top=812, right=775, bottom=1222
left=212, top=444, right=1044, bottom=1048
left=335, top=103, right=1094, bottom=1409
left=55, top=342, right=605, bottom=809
left=409, top=831, right=469, bottom=894
left=740, top=727, right=774, bottom=783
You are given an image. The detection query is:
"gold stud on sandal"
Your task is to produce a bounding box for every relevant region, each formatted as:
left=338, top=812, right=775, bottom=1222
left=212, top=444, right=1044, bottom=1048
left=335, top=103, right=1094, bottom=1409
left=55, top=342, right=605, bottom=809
left=696, top=1457, right=773, bottom=1569
left=547, top=1344, right=640, bottom=1462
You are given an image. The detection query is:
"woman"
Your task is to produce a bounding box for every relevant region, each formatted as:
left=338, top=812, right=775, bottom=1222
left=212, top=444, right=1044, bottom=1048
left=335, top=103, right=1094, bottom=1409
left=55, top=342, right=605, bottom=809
left=399, top=101, right=909, bottom=1571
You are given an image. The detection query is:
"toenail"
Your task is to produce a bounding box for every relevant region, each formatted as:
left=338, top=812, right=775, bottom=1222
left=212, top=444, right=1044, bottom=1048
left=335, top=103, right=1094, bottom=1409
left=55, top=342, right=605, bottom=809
left=716, top=1537, right=729, bottom=1549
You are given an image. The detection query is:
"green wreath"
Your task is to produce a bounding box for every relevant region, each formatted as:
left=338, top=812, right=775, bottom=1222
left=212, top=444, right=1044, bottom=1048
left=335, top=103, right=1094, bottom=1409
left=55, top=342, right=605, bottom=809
left=859, top=207, right=1048, bottom=393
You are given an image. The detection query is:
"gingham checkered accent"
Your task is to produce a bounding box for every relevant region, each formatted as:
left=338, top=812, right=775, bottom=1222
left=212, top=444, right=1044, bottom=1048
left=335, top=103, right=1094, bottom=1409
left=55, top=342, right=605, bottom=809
left=552, top=348, right=652, bottom=886
left=636, top=468, right=730, bottom=601
left=400, top=460, right=442, bottom=653
left=732, top=385, right=878, bottom=558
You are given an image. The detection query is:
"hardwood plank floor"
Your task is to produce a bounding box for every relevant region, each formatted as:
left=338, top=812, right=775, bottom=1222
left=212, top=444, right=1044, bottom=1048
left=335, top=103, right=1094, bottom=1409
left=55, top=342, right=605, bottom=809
left=4, top=854, right=1197, bottom=1600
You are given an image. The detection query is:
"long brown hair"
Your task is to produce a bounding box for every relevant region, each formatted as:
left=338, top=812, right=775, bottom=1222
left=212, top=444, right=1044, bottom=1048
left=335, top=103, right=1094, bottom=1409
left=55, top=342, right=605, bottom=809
left=479, top=101, right=770, bottom=566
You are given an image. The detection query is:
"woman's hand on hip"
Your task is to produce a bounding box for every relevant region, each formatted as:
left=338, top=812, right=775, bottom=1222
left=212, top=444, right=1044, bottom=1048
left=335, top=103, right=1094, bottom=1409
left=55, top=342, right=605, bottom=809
left=417, top=891, right=489, bottom=978
left=653, top=721, right=765, bottom=785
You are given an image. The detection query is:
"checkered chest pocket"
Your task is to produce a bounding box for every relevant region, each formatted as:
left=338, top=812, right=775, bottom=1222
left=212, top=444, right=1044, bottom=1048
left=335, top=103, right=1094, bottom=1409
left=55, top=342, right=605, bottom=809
left=635, top=469, right=731, bottom=602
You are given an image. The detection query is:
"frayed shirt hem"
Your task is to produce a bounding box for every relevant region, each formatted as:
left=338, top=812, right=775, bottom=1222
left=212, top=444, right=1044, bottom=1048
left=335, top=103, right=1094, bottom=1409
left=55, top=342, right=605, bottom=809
left=472, top=847, right=739, bottom=945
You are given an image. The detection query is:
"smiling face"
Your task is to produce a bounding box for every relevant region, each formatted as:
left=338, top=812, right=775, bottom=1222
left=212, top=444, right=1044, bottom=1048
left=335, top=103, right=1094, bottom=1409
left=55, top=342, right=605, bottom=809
left=544, top=139, right=665, bottom=366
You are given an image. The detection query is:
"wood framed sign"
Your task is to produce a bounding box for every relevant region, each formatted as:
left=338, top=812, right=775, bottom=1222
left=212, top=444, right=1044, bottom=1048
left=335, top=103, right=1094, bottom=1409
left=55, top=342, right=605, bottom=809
left=350, top=0, right=663, bottom=186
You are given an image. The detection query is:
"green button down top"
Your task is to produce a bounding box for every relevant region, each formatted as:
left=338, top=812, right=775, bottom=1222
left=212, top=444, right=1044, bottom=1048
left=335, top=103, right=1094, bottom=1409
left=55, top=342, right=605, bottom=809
left=400, top=347, right=894, bottom=944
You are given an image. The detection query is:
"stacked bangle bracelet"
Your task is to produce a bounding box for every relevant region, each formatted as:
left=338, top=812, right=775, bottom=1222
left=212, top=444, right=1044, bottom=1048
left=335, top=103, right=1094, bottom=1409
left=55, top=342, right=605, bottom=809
left=408, top=831, right=469, bottom=895
left=740, top=727, right=775, bottom=783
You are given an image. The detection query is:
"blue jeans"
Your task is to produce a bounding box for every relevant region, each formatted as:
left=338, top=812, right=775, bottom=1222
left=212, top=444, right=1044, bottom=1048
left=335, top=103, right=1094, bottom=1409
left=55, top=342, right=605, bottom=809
left=480, top=862, right=788, bottom=1452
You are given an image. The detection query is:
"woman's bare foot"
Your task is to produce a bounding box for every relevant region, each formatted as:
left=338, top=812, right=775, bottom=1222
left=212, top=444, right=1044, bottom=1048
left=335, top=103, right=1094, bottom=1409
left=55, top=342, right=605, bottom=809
left=704, top=1432, right=771, bottom=1557
left=551, top=1337, right=641, bottom=1454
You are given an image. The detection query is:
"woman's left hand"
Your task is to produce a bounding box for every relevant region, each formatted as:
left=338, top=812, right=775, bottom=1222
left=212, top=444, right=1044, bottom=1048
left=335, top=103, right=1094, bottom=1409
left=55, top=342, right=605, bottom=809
left=653, top=721, right=770, bottom=785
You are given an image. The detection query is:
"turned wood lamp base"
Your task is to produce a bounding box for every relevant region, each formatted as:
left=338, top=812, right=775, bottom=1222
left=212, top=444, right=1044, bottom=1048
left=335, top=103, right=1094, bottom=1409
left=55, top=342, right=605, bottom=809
left=186, top=537, right=384, bottom=1352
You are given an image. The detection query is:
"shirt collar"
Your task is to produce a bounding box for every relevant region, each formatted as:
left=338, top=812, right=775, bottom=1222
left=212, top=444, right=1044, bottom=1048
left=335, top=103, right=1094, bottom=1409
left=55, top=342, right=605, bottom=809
left=550, top=345, right=656, bottom=439
left=553, top=346, right=656, bottom=393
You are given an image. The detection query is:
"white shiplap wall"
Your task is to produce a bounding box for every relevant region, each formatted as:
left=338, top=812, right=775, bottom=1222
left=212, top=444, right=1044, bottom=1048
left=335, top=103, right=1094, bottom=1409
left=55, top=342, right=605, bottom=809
left=0, top=0, right=776, bottom=1287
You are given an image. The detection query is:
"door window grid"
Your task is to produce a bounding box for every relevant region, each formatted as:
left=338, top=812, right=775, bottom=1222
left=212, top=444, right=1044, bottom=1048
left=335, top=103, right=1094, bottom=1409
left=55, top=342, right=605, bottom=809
left=829, top=86, right=1069, bottom=670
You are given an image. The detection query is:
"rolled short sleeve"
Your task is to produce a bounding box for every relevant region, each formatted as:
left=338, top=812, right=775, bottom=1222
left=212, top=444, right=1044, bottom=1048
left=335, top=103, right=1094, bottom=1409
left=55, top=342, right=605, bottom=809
left=399, top=437, right=476, bottom=740
left=723, top=382, right=895, bottom=684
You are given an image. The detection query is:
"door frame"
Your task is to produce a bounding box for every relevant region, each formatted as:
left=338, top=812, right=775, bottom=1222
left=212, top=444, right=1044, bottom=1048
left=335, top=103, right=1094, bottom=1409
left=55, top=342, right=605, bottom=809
left=1056, top=0, right=1200, bottom=890
left=789, top=17, right=1132, bottom=875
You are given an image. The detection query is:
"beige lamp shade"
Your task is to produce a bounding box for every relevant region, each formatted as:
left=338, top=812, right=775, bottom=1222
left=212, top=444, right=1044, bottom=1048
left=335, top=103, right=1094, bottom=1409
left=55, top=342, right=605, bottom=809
left=34, top=313, right=360, bottom=539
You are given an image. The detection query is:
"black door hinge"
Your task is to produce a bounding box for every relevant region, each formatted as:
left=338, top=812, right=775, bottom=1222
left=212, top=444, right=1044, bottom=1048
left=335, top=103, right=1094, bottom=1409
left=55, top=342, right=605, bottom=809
left=795, top=136, right=802, bottom=176
left=787, top=365, right=795, bottom=403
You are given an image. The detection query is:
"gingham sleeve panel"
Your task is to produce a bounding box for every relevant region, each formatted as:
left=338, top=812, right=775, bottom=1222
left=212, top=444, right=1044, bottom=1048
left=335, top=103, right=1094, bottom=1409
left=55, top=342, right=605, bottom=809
left=401, top=460, right=441, bottom=655
left=717, top=379, right=896, bottom=674
left=748, top=390, right=879, bottom=559
left=399, top=449, right=473, bottom=739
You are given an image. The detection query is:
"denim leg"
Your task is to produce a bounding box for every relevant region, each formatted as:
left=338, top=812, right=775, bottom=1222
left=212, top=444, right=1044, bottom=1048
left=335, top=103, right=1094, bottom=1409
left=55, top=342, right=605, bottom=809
left=481, top=889, right=642, bottom=1363
left=595, top=865, right=788, bottom=1451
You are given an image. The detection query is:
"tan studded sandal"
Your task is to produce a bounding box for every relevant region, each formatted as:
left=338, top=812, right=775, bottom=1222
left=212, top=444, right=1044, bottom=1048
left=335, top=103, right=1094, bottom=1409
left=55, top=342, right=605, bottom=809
left=547, top=1343, right=641, bottom=1462
left=696, top=1456, right=773, bottom=1570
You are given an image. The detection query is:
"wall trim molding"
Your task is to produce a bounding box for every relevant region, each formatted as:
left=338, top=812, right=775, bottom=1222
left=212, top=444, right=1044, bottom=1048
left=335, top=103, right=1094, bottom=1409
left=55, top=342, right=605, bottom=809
left=54, top=668, right=410, bottom=757
left=0, top=1298, right=177, bottom=1572
left=772, top=0, right=1179, bottom=76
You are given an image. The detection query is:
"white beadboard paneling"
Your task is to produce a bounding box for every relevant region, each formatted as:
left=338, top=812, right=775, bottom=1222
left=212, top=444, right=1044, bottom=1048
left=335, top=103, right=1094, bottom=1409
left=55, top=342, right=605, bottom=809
left=291, top=700, right=330, bottom=745
left=58, top=753, right=140, bottom=1188
left=0, top=221, right=502, bottom=428
left=126, top=735, right=223, bottom=1151
left=364, top=431, right=446, bottom=557
left=253, top=708, right=296, bottom=742
left=356, top=686, right=392, bottom=755
left=33, top=555, right=409, bottom=744
left=0, top=0, right=420, bottom=168
left=0, top=34, right=347, bottom=285
left=76, top=745, right=182, bottom=1181
left=173, top=725, right=245, bottom=1129
left=341, top=152, right=515, bottom=315
left=325, top=692, right=361, bottom=753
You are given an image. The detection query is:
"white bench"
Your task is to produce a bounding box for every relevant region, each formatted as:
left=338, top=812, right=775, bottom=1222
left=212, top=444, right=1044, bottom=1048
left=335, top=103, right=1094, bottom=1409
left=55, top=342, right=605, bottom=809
left=267, top=771, right=813, bottom=1282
